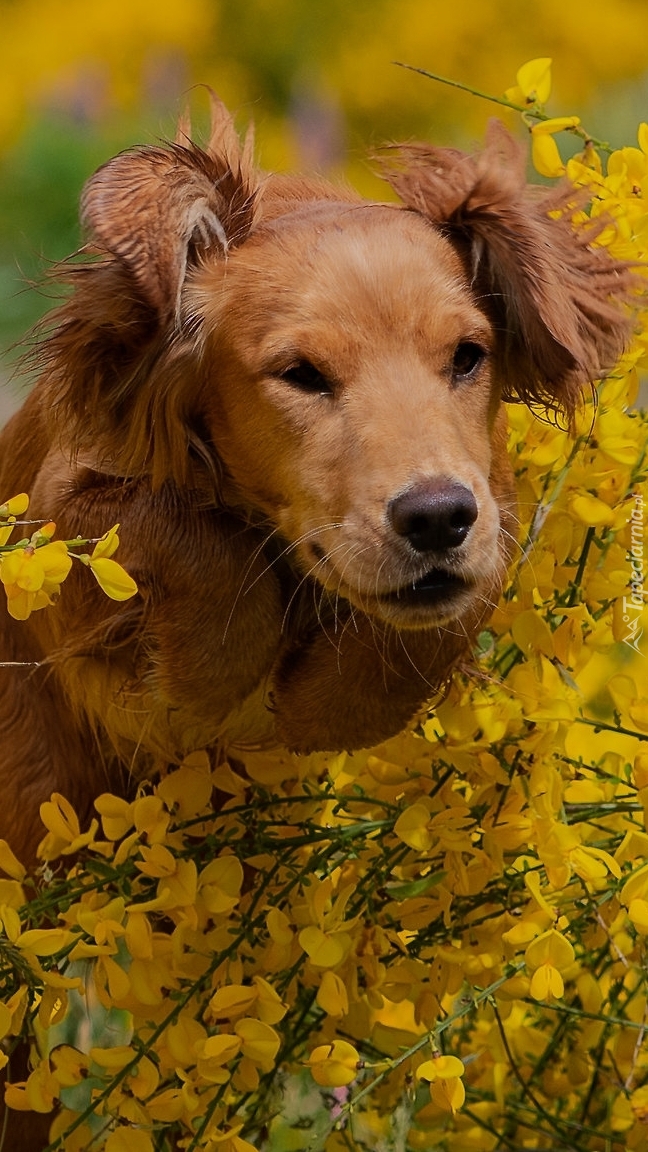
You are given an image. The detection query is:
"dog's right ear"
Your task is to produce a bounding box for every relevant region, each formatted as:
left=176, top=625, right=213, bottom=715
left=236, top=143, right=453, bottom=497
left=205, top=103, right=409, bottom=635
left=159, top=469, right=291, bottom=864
left=44, top=96, right=259, bottom=485
left=383, top=121, right=635, bottom=419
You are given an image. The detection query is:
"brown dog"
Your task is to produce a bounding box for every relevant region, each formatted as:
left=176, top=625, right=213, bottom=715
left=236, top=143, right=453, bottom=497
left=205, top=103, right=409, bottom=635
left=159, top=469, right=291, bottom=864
left=0, top=100, right=632, bottom=865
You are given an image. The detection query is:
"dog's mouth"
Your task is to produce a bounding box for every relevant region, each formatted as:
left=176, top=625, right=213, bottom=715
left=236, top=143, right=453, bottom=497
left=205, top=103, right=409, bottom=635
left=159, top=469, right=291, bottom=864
left=378, top=567, right=472, bottom=609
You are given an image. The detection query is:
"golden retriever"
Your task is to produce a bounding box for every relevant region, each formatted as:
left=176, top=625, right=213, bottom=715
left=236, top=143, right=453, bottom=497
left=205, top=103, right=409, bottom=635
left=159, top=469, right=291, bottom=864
left=0, top=98, right=632, bottom=866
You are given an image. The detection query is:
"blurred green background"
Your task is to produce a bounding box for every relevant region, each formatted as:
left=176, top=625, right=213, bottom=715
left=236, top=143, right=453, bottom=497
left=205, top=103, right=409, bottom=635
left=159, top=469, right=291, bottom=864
left=2, top=0, right=648, bottom=416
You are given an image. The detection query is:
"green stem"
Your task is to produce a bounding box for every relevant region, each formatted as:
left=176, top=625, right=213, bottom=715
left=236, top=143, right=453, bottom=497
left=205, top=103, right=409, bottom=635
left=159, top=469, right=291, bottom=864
left=576, top=715, right=648, bottom=742
left=392, top=62, right=526, bottom=113
left=392, top=62, right=613, bottom=152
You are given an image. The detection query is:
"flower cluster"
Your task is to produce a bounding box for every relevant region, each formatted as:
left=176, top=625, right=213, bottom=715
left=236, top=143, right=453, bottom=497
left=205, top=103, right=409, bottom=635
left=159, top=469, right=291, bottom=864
left=0, top=498, right=137, bottom=620
left=0, top=63, right=647, bottom=1152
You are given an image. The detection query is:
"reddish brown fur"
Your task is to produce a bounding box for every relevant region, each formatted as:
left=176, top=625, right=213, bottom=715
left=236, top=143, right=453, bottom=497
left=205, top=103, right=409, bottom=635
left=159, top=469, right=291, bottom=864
left=0, top=104, right=633, bottom=872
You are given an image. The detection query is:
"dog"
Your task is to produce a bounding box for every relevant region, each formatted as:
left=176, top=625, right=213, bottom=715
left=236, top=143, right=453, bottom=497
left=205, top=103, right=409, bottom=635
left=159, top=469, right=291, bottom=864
left=0, top=97, right=632, bottom=868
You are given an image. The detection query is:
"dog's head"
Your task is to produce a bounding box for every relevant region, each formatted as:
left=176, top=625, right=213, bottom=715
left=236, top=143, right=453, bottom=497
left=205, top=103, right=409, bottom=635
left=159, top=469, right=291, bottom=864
left=47, top=99, right=633, bottom=633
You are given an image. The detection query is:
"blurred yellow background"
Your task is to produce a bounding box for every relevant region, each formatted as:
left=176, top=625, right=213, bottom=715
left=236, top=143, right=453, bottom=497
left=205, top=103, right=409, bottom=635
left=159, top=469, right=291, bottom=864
left=2, top=0, right=648, bottom=402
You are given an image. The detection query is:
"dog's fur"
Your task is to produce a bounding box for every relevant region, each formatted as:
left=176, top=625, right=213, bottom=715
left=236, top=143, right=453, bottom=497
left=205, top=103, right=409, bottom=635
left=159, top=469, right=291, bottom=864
left=0, top=100, right=633, bottom=866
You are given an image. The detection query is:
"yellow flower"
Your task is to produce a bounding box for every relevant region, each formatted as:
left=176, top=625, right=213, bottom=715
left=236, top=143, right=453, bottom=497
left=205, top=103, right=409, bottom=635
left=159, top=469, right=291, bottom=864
left=50, top=1046, right=90, bottom=1089
left=95, top=794, right=134, bottom=841
left=77, top=523, right=138, bottom=601
left=307, top=1040, right=360, bottom=1087
left=156, top=751, right=214, bottom=818
left=204, top=1127, right=258, bottom=1152
left=105, top=1130, right=154, bottom=1152
left=198, top=854, right=244, bottom=916
left=316, top=969, right=349, bottom=1017
left=0, top=839, right=26, bottom=882
left=234, top=1018, right=280, bottom=1073
left=505, top=57, right=552, bottom=106
left=38, top=793, right=98, bottom=859
left=394, top=803, right=434, bottom=852
left=571, top=493, right=616, bottom=527
left=525, top=929, right=575, bottom=1001
left=0, top=493, right=29, bottom=518
left=418, top=1054, right=466, bottom=1114
left=627, top=898, right=648, bottom=935
left=299, top=924, right=351, bottom=968
left=4, top=1058, right=59, bottom=1113
left=0, top=540, right=72, bottom=620
left=195, top=1033, right=242, bottom=1083
left=0, top=493, right=29, bottom=546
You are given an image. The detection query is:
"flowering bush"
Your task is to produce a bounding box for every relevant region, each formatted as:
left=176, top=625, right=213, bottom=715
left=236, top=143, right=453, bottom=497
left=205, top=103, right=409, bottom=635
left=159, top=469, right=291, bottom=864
left=0, top=62, right=647, bottom=1152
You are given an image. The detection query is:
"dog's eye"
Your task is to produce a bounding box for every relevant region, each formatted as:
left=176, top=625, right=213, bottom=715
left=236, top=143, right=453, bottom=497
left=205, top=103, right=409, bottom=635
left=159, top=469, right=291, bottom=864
left=279, top=360, right=333, bottom=395
left=451, top=341, right=486, bottom=381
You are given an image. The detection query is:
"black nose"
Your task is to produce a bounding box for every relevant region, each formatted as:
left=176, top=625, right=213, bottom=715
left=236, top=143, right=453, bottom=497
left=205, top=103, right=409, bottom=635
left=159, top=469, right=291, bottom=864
left=388, top=480, right=478, bottom=553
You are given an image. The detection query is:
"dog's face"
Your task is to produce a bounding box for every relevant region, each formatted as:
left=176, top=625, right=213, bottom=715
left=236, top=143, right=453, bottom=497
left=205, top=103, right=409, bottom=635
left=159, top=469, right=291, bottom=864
left=55, top=110, right=631, bottom=648
left=190, top=203, right=506, bottom=629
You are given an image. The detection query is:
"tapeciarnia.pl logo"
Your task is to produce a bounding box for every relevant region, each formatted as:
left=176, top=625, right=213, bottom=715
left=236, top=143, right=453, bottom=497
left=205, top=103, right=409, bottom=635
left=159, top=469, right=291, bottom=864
left=621, top=491, right=646, bottom=655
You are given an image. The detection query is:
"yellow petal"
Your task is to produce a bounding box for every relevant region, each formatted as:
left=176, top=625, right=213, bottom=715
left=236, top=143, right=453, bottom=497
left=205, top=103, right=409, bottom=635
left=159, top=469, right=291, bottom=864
left=252, top=976, right=288, bottom=1024
left=0, top=839, right=26, bottom=882
left=511, top=610, right=555, bottom=658
left=430, top=1075, right=465, bottom=1114
left=394, top=803, right=434, bottom=852
left=38, top=541, right=72, bottom=582
left=146, top=1088, right=186, bottom=1123
left=299, top=925, right=346, bottom=968
left=39, top=793, right=81, bottom=842
left=531, top=131, right=565, bottom=179
left=105, top=1130, right=154, bottom=1152
left=90, top=1045, right=137, bottom=1070
left=0, top=494, right=29, bottom=516
left=94, top=794, right=134, bottom=841
left=571, top=494, right=615, bottom=526
left=88, top=557, right=138, bottom=600
left=135, top=843, right=177, bottom=878
left=1, top=548, right=44, bottom=592
left=16, top=928, right=73, bottom=957
left=516, top=57, right=552, bottom=103
left=533, top=116, right=580, bottom=135
left=125, top=912, right=153, bottom=961
left=525, top=929, right=575, bottom=972
left=165, top=1017, right=207, bottom=1066
left=50, top=1045, right=89, bottom=1088
left=628, top=898, right=648, bottom=935
left=307, top=1040, right=359, bottom=1087
left=234, top=1018, right=280, bottom=1072
left=5, top=588, right=36, bottom=620
left=24, top=1060, right=59, bottom=1113
left=99, top=954, right=131, bottom=1001
left=128, top=1054, right=160, bottom=1100
left=418, top=1055, right=465, bottom=1081
left=209, top=984, right=258, bottom=1019
left=529, top=962, right=564, bottom=1001
left=316, top=969, right=349, bottom=1017
left=0, top=1003, right=14, bottom=1042
left=91, top=524, right=120, bottom=560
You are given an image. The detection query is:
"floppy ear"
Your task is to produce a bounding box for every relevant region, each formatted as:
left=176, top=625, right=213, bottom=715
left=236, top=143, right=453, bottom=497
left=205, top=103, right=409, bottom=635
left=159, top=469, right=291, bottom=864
left=383, top=120, right=635, bottom=416
left=43, top=95, right=258, bottom=485
left=80, top=97, right=257, bottom=324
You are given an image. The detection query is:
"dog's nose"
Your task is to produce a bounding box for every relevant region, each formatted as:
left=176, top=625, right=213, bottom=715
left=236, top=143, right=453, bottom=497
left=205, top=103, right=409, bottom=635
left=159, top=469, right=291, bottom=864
left=388, top=480, right=478, bottom=553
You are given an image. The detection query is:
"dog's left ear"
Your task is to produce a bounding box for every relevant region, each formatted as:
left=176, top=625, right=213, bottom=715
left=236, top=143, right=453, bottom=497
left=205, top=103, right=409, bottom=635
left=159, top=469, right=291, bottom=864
left=384, top=120, right=635, bottom=416
left=81, top=98, right=257, bottom=324
left=44, top=96, right=259, bottom=485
